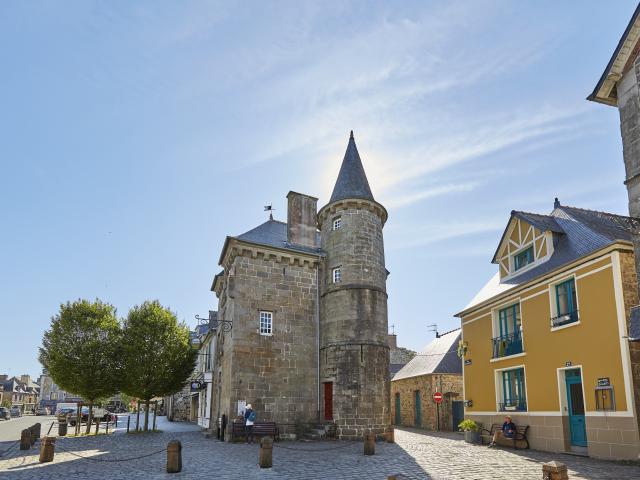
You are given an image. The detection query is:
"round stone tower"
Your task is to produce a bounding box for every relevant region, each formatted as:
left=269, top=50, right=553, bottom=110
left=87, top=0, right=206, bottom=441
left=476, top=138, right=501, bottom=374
left=318, top=131, right=390, bottom=440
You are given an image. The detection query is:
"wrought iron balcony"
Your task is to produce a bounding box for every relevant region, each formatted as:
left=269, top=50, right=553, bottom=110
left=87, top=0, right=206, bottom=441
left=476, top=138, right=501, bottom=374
left=498, top=400, right=527, bottom=412
left=550, top=310, right=579, bottom=328
left=491, top=332, right=523, bottom=359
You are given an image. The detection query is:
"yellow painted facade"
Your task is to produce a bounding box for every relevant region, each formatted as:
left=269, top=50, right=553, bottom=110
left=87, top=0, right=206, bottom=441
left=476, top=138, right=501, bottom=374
left=458, top=216, right=640, bottom=460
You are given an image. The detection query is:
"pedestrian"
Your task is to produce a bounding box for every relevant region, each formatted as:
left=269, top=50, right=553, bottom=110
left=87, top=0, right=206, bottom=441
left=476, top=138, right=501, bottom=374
left=244, top=404, right=256, bottom=444
left=488, top=415, right=517, bottom=447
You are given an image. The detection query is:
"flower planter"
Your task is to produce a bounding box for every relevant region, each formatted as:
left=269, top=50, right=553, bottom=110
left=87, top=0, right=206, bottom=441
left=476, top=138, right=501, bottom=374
left=464, top=430, right=481, bottom=444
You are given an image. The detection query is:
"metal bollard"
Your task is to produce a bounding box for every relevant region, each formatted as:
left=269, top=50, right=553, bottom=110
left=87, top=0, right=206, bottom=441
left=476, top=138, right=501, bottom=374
left=542, top=460, right=569, bottom=480
left=58, top=421, right=67, bottom=436
left=363, top=430, right=375, bottom=456
left=166, top=440, right=182, bottom=473
left=259, top=436, right=273, bottom=469
left=385, top=427, right=394, bottom=443
left=20, top=429, right=31, bottom=450
left=127, top=416, right=131, bottom=433
left=39, top=437, right=56, bottom=463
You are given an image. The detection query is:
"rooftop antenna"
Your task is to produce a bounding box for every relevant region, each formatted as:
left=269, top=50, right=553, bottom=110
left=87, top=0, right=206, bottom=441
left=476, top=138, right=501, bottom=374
left=264, top=204, right=275, bottom=221
left=427, top=324, right=439, bottom=338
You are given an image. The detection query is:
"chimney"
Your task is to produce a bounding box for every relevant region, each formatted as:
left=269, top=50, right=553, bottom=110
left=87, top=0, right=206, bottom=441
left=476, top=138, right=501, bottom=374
left=387, top=334, right=397, bottom=349
left=286, top=191, right=318, bottom=248
left=20, top=375, right=30, bottom=385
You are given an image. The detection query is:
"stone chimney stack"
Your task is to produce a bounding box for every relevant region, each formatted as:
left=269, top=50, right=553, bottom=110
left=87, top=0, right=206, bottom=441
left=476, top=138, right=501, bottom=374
left=387, top=334, right=397, bottom=349
left=286, top=191, right=318, bottom=248
left=20, top=375, right=30, bottom=384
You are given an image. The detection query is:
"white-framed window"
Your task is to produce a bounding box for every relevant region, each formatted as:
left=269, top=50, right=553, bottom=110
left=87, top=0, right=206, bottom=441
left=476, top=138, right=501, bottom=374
left=259, top=311, right=273, bottom=336
left=495, top=365, right=527, bottom=412
left=332, top=266, right=341, bottom=283
left=332, top=217, right=342, bottom=230
left=549, top=275, right=579, bottom=329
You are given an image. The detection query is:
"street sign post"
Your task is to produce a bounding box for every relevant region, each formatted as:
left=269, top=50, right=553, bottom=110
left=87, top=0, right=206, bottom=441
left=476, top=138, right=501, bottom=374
left=433, top=392, right=443, bottom=404
left=433, top=392, right=443, bottom=431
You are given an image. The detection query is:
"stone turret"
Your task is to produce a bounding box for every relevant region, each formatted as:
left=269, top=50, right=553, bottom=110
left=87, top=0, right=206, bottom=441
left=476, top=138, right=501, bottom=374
left=318, top=131, right=390, bottom=439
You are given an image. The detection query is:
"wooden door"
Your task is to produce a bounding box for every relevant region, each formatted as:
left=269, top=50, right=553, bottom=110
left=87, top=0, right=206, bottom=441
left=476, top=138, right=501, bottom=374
left=324, top=382, right=333, bottom=420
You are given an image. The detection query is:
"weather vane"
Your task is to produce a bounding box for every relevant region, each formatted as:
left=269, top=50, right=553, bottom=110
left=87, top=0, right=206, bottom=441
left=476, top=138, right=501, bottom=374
left=264, top=204, right=276, bottom=220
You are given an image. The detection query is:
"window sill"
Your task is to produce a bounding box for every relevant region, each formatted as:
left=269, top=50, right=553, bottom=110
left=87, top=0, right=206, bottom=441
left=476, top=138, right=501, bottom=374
left=490, top=352, right=527, bottom=363
left=550, top=321, right=580, bottom=332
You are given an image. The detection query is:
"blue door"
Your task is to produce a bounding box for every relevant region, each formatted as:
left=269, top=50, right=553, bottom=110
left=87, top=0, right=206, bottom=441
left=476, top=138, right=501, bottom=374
left=414, top=391, right=421, bottom=427
left=395, top=393, right=401, bottom=425
left=565, top=369, right=587, bottom=447
left=452, top=401, right=464, bottom=431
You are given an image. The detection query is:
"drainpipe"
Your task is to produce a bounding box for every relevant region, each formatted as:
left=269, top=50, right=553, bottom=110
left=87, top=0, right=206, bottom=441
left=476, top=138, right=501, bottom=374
left=316, top=266, right=321, bottom=424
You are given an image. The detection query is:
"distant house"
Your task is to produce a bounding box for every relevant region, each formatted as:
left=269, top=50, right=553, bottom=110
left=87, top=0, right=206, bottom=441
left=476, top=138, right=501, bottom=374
left=391, top=329, right=463, bottom=432
left=0, top=375, right=40, bottom=413
left=388, top=333, right=416, bottom=377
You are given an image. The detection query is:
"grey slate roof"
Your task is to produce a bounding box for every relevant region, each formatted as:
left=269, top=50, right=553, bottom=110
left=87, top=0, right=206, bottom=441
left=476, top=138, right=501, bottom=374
left=462, top=203, right=639, bottom=313
left=392, top=329, right=462, bottom=381
left=329, top=131, right=375, bottom=204
left=236, top=219, right=322, bottom=256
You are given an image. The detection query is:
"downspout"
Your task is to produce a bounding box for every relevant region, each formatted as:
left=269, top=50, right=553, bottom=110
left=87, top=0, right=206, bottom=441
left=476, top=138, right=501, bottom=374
left=316, top=265, right=321, bottom=424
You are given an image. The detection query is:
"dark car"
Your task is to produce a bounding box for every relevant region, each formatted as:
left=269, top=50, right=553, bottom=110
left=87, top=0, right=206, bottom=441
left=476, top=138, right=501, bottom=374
left=10, top=406, right=21, bottom=417
left=0, top=407, right=10, bottom=420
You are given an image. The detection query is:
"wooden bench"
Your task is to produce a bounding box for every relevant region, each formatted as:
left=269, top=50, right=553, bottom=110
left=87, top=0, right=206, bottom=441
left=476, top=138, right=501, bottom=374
left=481, top=423, right=529, bottom=449
left=231, top=420, right=280, bottom=442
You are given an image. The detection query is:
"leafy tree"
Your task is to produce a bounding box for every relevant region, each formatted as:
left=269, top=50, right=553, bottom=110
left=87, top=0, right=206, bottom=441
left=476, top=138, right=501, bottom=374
left=121, top=300, right=197, bottom=431
left=39, top=299, right=121, bottom=434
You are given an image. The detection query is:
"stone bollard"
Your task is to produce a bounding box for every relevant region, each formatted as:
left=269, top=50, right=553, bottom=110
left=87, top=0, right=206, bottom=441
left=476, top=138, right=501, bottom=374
left=29, top=426, right=37, bottom=445
left=363, top=430, right=375, bottom=456
left=58, top=421, right=67, bottom=437
left=20, top=429, right=31, bottom=450
left=259, top=436, right=273, bottom=469
left=39, top=437, right=56, bottom=463
left=166, top=440, right=182, bottom=473
left=385, top=427, right=394, bottom=443
left=33, top=423, right=41, bottom=441
left=542, top=460, right=569, bottom=480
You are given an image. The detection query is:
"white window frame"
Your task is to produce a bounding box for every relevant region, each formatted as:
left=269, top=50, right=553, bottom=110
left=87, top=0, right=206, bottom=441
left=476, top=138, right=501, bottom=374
left=548, top=274, right=580, bottom=331
left=494, top=364, right=528, bottom=413
left=259, top=311, right=273, bottom=336
left=332, top=216, right=342, bottom=230
left=332, top=266, right=342, bottom=283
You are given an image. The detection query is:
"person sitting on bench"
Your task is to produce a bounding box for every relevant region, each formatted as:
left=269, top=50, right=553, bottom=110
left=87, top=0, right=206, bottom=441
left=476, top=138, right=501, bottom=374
left=489, top=415, right=516, bottom=447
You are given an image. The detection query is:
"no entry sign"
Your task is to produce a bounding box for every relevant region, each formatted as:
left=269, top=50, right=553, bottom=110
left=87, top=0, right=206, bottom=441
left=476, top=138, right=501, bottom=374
left=433, top=392, right=443, bottom=404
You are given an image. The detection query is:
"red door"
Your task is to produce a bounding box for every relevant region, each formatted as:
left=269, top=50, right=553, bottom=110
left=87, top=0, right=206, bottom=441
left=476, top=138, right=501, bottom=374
left=324, top=382, right=333, bottom=420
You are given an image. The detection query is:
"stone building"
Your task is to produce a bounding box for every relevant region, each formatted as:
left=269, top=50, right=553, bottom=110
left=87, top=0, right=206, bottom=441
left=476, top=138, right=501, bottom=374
left=391, top=329, right=463, bottom=432
left=210, top=132, right=390, bottom=440
left=388, top=333, right=417, bottom=377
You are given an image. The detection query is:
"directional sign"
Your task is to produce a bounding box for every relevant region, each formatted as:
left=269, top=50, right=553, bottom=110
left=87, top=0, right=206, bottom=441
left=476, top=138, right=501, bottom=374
left=433, top=392, right=443, bottom=404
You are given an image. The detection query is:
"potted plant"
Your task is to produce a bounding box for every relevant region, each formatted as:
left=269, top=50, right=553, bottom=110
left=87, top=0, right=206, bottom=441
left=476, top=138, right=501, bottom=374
left=458, top=419, right=481, bottom=444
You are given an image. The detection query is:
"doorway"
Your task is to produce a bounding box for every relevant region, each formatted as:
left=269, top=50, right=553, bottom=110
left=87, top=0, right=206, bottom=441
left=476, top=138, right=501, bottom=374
left=452, top=400, right=464, bottom=432
left=414, top=390, right=421, bottom=427
left=565, top=369, right=587, bottom=447
left=324, top=382, right=333, bottom=421
left=394, top=393, right=401, bottom=425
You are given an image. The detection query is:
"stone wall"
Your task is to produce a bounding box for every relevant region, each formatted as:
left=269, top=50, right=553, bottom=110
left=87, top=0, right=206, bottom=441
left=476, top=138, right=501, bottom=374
left=215, top=250, right=319, bottom=437
left=391, top=374, right=462, bottom=431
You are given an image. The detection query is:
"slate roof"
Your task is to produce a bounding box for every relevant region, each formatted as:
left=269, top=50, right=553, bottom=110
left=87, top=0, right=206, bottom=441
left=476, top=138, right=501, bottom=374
left=235, top=219, right=322, bottom=256
left=392, top=329, right=462, bottom=381
left=460, top=203, right=638, bottom=313
left=329, top=131, right=375, bottom=204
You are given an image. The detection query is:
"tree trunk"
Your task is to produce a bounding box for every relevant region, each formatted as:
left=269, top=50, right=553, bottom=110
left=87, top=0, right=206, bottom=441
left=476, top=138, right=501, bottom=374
left=144, top=399, right=150, bottom=432
left=85, top=400, right=94, bottom=435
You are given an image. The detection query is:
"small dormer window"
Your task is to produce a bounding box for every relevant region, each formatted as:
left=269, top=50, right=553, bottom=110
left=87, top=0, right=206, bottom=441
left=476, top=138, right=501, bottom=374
left=513, top=246, right=534, bottom=271
left=332, top=217, right=342, bottom=230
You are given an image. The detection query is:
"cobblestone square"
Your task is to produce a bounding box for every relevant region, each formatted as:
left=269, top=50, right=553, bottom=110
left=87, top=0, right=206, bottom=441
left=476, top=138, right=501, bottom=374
left=1, top=427, right=639, bottom=479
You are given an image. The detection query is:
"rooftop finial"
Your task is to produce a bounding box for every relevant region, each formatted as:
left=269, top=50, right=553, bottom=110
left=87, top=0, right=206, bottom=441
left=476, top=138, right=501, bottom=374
left=554, top=197, right=561, bottom=209
left=349, top=130, right=354, bottom=139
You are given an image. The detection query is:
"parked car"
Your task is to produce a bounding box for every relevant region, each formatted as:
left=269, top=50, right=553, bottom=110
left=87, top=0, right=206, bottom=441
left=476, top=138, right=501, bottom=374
left=10, top=406, right=21, bottom=417
left=56, top=407, right=76, bottom=423
left=68, top=407, right=109, bottom=426
left=0, top=407, right=10, bottom=420
left=35, top=407, right=50, bottom=416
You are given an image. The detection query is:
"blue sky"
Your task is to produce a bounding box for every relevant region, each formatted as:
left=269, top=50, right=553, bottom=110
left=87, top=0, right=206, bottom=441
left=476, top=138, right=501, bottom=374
left=1, top=1, right=636, bottom=378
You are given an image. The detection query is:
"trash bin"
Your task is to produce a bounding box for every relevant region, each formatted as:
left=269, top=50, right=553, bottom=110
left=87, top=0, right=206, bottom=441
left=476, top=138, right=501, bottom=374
left=58, top=421, right=67, bottom=436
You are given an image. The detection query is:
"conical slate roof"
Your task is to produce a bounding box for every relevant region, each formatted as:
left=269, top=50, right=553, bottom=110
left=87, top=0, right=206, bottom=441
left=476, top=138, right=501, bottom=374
left=329, top=131, right=375, bottom=203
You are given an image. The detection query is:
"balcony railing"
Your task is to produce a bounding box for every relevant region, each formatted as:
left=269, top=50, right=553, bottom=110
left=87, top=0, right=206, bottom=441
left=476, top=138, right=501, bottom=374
left=550, top=310, right=579, bottom=328
left=491, top=332, right=523, bottom=359
left=498, top=400, right=527, bottom=412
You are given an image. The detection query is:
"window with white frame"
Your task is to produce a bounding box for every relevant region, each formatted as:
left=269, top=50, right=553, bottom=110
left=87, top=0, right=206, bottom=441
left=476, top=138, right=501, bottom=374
left=259, top=311, right=273, bottom=335
left=550, top=277, right=579, bottom=328
left=496, top=367, right=527, bottom=411
left=332, top=217, right=342, bottom=230
left=332, top=266, right=342, bottom=283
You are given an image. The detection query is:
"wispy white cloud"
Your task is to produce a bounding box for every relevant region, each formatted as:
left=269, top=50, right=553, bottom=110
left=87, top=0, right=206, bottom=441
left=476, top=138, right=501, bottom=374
left=384, top=181, right=481, bottom=209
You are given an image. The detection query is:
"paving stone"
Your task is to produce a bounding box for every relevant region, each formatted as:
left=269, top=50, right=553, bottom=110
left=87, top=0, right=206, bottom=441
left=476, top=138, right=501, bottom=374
left=0, top=427, right=638, bottom=479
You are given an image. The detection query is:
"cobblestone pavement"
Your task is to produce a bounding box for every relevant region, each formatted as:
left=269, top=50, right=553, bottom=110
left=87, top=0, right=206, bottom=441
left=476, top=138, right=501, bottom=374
left=0, top=427, right=638, bottom=479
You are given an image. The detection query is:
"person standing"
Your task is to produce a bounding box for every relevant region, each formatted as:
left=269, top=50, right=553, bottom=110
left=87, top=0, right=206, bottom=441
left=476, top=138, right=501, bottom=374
left=244, top=404, right=256, bottom=444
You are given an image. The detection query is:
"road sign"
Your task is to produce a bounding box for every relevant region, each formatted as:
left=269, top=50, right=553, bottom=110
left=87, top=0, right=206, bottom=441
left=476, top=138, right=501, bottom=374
left=433, top=392, right=443, bottom=404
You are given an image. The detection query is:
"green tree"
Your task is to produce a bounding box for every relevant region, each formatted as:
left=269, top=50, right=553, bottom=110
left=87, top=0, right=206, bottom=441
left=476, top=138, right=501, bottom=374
left=39, top=299, right=121, bottom=434
left=121, top=300, right=197, bottom=431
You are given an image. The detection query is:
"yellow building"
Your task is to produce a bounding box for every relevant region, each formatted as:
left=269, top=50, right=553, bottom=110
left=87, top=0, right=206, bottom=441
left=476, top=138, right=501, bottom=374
left=456, top=200, right=640, bottom=460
